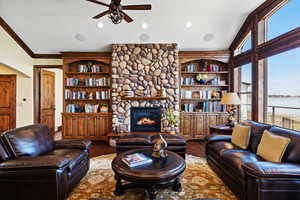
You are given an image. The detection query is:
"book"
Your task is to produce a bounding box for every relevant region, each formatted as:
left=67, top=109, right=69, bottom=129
left=122, top=153, right=152, bottom=167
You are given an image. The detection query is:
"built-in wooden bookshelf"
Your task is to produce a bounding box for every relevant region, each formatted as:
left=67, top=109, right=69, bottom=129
left=180, top=59, right=229, bottom=138
left=62, top=54, right=112, bottom=141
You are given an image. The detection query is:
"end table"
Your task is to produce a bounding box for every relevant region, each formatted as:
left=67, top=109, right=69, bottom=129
left=209, top=125, right=233, bottom=135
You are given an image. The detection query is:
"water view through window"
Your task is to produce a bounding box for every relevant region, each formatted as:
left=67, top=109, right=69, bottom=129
left=266, top=48, right=300, bottom=130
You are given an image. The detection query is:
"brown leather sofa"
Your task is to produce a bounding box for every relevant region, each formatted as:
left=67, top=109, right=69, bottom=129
left=116, top=134, right=186, bottom=158
left=206, top=120, right=300, bottom=200
left=0, top=124, right=91, bottom=200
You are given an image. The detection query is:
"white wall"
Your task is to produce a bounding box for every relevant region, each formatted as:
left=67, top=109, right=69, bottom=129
left=0, top=64, right=33, bottom=127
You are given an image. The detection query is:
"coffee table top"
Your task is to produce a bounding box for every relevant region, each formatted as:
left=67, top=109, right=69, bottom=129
left=112, top=148, right=186, bottom=184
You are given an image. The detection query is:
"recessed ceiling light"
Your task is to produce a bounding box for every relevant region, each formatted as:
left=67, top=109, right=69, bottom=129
left=75, top=33, right=86, bottom=42
left=185, top=21, right=192, bottom=28
left=140, top=33, right=150, bottom=42
left=142, top=23, right=149, bottom=30
left=203, top=33, right=215, bottom=42
left=97, top=22, right=104, bottom=29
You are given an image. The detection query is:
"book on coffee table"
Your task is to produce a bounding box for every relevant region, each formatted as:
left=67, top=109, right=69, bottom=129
left=122, top=153, right=152, bottom=167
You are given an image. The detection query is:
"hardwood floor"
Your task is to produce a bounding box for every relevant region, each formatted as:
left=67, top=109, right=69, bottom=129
left=88, top=140, right=206, bottom=158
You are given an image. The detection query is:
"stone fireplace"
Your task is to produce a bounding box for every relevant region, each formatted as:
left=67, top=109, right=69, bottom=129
left=130, top=107, right=161, bottom=132
left=111, top=43, right=180, bottom=133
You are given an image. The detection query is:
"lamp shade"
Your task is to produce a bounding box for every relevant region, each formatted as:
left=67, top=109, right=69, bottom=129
left=220, top=93, right=241, bottom=105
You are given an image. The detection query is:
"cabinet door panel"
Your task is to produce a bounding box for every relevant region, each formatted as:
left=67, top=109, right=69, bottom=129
left=180, top=113, right=191, bottom=136
left=206, top=114, right=219, bottom=134
left=193, top=114, right=206, bottom=137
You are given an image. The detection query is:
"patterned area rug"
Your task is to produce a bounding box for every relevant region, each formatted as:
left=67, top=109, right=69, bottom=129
left=67, top=154, right=237, bottom=200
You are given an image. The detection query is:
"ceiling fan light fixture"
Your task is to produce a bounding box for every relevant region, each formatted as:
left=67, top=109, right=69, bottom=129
left=109, top=10, right=124, bottom=24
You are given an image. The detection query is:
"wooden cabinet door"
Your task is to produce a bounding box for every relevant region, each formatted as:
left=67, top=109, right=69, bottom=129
left=40, top=70, right=55, bottom=134
left=193, top=113, right=206, bottom=137
left=180, top=113, right=191, bottom=137
left=0, top=75, right=16, bottom=133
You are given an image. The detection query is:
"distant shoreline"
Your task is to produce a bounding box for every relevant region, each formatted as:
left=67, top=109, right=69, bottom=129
left=269, top=95, right=300, bottom=98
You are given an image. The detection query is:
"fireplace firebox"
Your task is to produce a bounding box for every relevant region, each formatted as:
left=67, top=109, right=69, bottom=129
left=130, top=107, right=161, bottom=132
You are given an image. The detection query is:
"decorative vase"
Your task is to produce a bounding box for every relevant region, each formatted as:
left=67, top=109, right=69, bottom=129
left=170, top=125, right=176, bottom=135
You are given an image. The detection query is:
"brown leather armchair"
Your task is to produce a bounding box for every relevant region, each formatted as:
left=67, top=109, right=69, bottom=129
left=206, top=120, right=300, bottom=200
left=0, top=124, right=91, bottom=200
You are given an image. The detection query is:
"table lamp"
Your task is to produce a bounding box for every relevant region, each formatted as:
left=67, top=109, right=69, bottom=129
left=220, top=93, right=241, bottom=127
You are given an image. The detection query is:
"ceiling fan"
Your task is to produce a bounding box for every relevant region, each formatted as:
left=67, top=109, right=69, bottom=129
left=86, top=0, right=152, bottom=24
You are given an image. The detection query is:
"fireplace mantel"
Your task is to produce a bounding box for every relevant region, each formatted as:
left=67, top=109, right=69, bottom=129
left=121, top=97, right=169, bottom=101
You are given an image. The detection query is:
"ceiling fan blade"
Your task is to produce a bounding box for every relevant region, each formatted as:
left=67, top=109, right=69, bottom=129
left=120, top=11, right=134, bottom=23
left=86, top=0, right=110, bottom=7
left=122, top=5, right=152, bottom=10
left=93, top=10, right=112, bottom=19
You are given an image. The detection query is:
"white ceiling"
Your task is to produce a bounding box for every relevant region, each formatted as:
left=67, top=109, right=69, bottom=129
left=0, top=0, right=265, bottom=54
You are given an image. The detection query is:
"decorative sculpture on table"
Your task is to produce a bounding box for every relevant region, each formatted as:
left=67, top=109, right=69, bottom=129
left=152, top=134, right=168, bottom=158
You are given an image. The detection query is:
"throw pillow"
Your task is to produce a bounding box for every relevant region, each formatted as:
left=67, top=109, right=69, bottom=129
left=231, top=124, right=251, bottom=149
left=257, top=130, right=290, bottom=162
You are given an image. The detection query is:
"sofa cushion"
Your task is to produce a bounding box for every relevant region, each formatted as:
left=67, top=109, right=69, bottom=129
left=48, top=149, right=88, bottom=171
left=221, top=150, right=263, bottom=178
left=206, top=141, right=238, bottom=158
left=231, top=124, right=251, bottom=149
left=1, top=124, right=54, bottom=158
left=151, top=134, right=186, bottom=146
left=0, top=142, right=9, bottom=161
left=268, top=126, right=300, bottom=164
left=257, top=130, right=290, bottom=162
left=241, top=120, right=272, bottom=153
left=116, top=134, right=152, bottom=145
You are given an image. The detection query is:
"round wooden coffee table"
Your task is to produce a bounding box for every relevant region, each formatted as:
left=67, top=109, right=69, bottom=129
left=112, top=148, right=186, bottom=200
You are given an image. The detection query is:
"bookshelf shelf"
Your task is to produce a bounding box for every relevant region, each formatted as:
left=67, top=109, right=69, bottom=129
left=65, top=86, right=110, bottom=89
left=65, top=72, right=110, bottom=75
left=62, top=55, right=112, bottom=141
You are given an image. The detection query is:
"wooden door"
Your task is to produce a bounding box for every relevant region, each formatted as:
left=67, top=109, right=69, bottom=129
left=40, top=70, right=55, bottom=134
left=0, top=75, right=16, bottom=133
left=180, top=113, right=192, bottom=137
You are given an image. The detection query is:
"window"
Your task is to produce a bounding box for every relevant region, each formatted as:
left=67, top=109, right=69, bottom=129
left=267, top=0, right=300, bottom=41
left=236, top=63, right=252, bottom=121
left=234, top=32, right=252, bottom=56
left=266, top=48, right=300, bottom=130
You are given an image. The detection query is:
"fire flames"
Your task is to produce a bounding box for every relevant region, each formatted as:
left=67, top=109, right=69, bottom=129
left=137, top=117, right=156, bottom=125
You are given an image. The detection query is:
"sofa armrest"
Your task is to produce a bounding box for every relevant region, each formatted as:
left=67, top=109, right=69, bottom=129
left=242, top=162, right=300, bottom=179
left=0, top=155, right=70, bottom=170
left=207, top=135, right=231, bottom=144
left=54, top=139, right=92, bottom=151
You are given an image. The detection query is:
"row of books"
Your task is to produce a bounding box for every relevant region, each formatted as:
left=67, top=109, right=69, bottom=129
left=185, top=64, right=197, bottom=72
left=184, top=63, right=225, bottom=72
left=66, top=78, right=110, bottom=86
left=181, top=90, right=227, bottom=99
left=182, top=102, right=226, bottom=113
left=202, top=102, right=227, bottom=112
left=65, top=90, right=110, bottom=100
left=182, top=77, right=195, bottom=85
left=78, top=63, right=102, bottom=72
left=66, top=104, right=108, bottom=113
left=206, top=64, right=223, bottom=72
